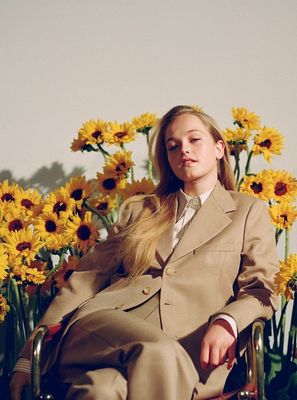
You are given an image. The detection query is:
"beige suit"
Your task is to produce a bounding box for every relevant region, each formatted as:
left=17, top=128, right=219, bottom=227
left=19, top=183, right=279, bottom=399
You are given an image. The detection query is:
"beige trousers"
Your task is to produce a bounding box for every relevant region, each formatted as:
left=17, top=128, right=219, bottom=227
left=58, top=293, right=199, bottom=400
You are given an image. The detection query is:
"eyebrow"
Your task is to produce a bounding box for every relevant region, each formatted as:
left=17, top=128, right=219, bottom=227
left=165, top=129, right=203, bottom=143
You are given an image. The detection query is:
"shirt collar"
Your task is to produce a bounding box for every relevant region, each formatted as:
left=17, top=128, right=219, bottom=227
left=176, top=185, right=215, bottom=221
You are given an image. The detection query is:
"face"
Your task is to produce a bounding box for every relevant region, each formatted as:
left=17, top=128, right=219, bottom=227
left=165, top=113, right=224, bottom=193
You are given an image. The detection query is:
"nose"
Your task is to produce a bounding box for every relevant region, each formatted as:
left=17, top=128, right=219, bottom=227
left=180, top=143, right=190, bottom=154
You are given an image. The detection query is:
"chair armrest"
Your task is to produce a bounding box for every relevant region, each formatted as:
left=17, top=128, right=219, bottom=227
left=31, top=324, right=61, bottom=400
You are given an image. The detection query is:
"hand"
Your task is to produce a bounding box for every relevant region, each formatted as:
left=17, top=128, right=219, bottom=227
left=10, top=371, right=30, bottom=400
left=200, top=318, right=236, bottom=370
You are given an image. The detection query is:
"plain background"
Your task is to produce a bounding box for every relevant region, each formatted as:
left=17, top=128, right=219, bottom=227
left=0, top=0, right=296, bottom=351
left=0, top=0, right=296, bottom=245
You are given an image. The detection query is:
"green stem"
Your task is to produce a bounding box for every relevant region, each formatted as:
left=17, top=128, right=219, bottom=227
left=279, top=294, right=288, bottom=353
left=45, top=252, right=66, bottom=280
left=98, top=144, right=110, bottom=159
left=275, top=300, right=289, bottom=344
left=10, top=278, right=27, bottom=346
left=245, top=150, right=253, bottom=175
left=84, top=201, right=110, bottom=231
left=284, top=229, right=289, bottom=259
left=145, top=133, right=153, bottom=180
left=130, top=166, right=135, bottom=182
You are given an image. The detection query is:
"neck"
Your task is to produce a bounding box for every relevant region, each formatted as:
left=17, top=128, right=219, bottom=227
left=183, top=178, right=218, bottom=197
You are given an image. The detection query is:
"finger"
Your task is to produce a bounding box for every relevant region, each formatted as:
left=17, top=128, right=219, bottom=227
left=227, top=343, right=236, bottom=370
left=219, top=349, right=227, bottom=366
left=200, top=342, right=210, bottom=369
left=209, top=344, right=220, bottom=368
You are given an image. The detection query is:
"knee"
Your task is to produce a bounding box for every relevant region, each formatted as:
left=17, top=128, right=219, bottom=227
left=66, top=368, right=127, bottom=400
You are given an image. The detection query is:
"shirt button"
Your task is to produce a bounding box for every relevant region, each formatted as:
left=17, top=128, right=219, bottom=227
left=165, top=267, right=175, bottom=276
left=142, top=286, right=151, bottom=295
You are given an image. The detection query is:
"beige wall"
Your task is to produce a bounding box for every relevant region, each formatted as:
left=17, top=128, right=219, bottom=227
left=1, top=0, right=296, bottom=182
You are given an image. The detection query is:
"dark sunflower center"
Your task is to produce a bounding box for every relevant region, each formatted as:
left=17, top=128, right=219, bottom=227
left=21, top=199, right=34, bottom=209
left=53, top=202, right=67, bottom=214
left=115, top=131, right=127, bottom=139
left=16, top=241, right=31, bottom=252
left=103, top=178, right=116, bottom=190
left=259, top=139, right=272, bottom=149
left=9, top=219, right=23, bottom=231
left=45, top=220, right=57, bottom=232
left=115, top=162, right=126, bottom=172
left=280, top=214, right=288, bottom=222
left=251, top=182, right=263, bottom=194
left=275, top=182, right=287, bottom=196
left=71, top=189, right=83, bottom=201
left=92, top=130, right=102, bottom=140
left=77, top=225, right=91, bottom=241
left=1, top=193, right=14, bottom=202
left=97, top=202, right=108, bottom=211
left=288, top=274, right=297, bottom=291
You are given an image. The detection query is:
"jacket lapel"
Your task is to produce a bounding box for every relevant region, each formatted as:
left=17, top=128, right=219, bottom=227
left=168, top=183, right=236, bottom=263
left=155, top=197, right=177, bottom=265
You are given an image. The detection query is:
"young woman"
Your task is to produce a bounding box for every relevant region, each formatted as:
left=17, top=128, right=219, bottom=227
left=11, top=105, right=279, bottom=400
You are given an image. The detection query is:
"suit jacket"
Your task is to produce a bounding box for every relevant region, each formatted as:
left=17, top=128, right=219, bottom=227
left=19, top=182, right=279, bottom=396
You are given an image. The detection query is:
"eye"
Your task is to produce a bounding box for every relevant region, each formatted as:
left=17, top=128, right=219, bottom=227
left=167, top=144, right=178, bottom=152
left=190, top=137, right=201, bottom=143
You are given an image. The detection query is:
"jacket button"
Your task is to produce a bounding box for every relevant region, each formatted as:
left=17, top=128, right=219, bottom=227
left=165, top=267, right=175, bottom=276
left=142, top=286, right=151, bottom=295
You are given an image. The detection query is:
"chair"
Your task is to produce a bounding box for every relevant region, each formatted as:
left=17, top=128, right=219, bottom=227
left=30, top=320, right=265, bottom=400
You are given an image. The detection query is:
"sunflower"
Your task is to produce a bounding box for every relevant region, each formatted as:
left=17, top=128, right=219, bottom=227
left=11, top=264, right=46, bottom=285
left=71, top=135, right=88, bottom=152
left=103, top=151, right=135, bottom=178
left=53, top=255, right=79, bottom=290
left=105, top=122, right=136, bottom=146
left=4, top=229, right=44, bottom=266
left=43, top=188, right=76, bottom=218
left=275, top=254, right=297, bottom=300
left=132, top=113, right=158, bottom=134
left=0, top=244, right=9, bottom=281
left=240, top=172, right=274, bottom=201
left=0, top=294, right=10, bottom=323
left=66, top=211, right=99, bottom=253
left=0, top=203, right=29, bottom=236
left=17, top=187, right=42, bottom=216
left=78, top=119, right=109, bottom=147
left=191, top=104, right=204, bottom=112
left=89, top=195, right=117, bottom=216
left=268, top=170, right=297, bottom=203
left=223, top=127, right=251, bottom=143
left=232, top=107, right=261, bottom=131
left=96, top=172, right=127, bottom=196
left=65, top=175, right=93, bottom=208
left=252, top=126, right=284, bottom=163
left=120, top=178, right=156, bottom=200
left=269, top=202, right=297, bottom=231
left=0, top=180, right=21, bottom=204
left=223, top=127, right=250, bottom=155
left=35, top=212, right=70, bottom=250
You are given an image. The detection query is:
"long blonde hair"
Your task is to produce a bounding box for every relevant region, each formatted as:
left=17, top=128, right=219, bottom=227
left=115, top=105, right=235, bottom=278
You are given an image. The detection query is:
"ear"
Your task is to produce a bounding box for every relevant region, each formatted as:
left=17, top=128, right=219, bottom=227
left=215, top=140, right=225, bottom=160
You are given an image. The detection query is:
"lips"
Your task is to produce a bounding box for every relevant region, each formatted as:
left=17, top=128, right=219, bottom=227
left=179, top=158, right=197, bottom=167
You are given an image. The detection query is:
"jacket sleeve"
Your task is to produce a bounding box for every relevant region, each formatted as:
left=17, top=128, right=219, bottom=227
left=18, top=200, right=134, bottom=360
left=210, top=198, right=279, bottom=334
